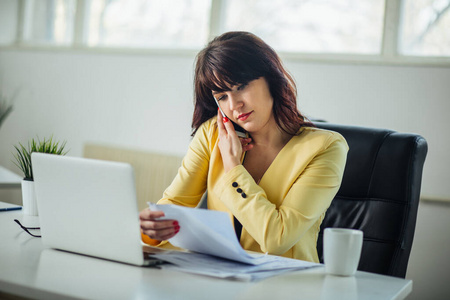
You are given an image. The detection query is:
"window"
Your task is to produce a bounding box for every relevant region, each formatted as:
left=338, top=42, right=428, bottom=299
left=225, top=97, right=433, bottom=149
left=22, top=0, right=76, bottom=46
left=85, top=0, right=211, bottom=49
left=222, top=0, right=386, bottom=54
left=0, top=0, right=449, bottom=63
left=399, top=0, right=450, bottom=56
left=0, top=0, right=19, bottom=45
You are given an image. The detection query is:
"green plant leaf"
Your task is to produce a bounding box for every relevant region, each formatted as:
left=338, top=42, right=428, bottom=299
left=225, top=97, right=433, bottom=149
left=12, top=136, right=69, bottom=180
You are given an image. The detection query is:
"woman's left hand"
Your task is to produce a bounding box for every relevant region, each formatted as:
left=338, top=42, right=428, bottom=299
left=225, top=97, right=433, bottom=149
left=217, top=110, right=252, bottom=172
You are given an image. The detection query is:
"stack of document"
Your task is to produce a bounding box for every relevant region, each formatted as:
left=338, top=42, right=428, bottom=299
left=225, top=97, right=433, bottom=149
left=148, top=204, right=320, bottom=281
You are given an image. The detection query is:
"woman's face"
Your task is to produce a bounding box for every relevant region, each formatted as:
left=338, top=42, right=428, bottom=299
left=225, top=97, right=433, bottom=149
left=212, top=77, right=275, bottom=134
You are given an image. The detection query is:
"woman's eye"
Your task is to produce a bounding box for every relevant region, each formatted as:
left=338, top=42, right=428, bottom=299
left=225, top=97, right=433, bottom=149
left=217, top=95, right=227, bottom=101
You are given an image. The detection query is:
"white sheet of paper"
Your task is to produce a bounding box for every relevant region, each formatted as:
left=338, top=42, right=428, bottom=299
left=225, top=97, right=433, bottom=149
left=148, top=203, right=265, bottom=265
left=151, top=251, right=319, bottom=281
left=147, top=203, right=320, bottom=280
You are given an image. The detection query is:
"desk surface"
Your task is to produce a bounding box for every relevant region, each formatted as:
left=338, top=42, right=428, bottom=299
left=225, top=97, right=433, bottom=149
left=0, top=166, right=22, bottom=188
left=0, top=205, right=412, bottom=300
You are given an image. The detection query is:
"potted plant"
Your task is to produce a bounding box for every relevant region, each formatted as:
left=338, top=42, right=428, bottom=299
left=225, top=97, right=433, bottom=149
left=13, top=137, right=68, bottom=215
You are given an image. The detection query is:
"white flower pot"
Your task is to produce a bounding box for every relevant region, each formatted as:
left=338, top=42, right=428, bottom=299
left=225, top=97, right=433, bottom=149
left=21, top=179, right=38, bottom=216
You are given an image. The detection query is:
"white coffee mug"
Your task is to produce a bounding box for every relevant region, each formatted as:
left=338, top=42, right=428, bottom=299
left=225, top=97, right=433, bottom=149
left=324, top=228, right=363, bottom=276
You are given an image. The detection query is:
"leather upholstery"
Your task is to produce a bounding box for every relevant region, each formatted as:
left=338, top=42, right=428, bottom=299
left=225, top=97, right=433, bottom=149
left=314, top=122, right=428, bottom=278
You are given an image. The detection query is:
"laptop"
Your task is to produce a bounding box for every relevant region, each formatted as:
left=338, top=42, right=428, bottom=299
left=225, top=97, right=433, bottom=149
left=31, top=152, right=167, bottom=266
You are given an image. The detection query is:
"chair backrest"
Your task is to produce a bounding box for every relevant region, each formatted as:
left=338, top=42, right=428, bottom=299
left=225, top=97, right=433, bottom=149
left=315, top=122, right=428, bottom=278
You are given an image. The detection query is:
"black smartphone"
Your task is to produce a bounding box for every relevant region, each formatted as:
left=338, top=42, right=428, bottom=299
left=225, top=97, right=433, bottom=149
left=213, top=95, right=247, bottom=138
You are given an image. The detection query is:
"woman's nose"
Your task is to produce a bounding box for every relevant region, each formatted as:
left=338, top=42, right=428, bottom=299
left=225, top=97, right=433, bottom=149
left=228, top=95, right=243, bottom=111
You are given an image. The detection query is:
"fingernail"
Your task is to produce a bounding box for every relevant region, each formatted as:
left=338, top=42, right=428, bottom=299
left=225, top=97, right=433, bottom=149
left=173, top=221, right=179, bottom=226
left=174, top=225, right=180, bottom=231
left=223, top=117, right=229, bottom=123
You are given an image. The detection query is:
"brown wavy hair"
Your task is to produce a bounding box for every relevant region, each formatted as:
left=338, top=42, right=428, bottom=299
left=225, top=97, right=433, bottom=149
left=192, top=31, right=312, bottom=136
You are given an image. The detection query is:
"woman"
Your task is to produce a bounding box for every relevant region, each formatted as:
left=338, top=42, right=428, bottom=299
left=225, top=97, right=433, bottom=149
left=140, top=31, right=348, bottom=263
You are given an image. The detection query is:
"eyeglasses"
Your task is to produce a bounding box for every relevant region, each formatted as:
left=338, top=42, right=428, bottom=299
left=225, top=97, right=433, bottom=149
left=14, top=219, right=41, bottom=238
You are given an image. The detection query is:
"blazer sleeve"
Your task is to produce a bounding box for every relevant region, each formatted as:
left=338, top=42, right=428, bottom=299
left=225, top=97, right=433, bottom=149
left=157, top=121, right=212, bottom=207
left=215, top=133, right=348, bottom=255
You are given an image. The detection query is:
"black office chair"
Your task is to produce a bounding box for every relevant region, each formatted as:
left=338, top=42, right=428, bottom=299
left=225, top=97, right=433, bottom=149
left=315, top=122, right=428, bottom=278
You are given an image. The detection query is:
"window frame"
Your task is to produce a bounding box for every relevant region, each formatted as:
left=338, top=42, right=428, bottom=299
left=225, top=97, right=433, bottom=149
left=2, top=0, right=449, bottom=67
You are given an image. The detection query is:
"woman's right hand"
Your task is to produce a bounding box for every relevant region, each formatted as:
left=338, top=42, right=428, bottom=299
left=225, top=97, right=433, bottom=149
left=139, top=209, right=180, bottom=241
left=217, top=109, right=253, bottom=172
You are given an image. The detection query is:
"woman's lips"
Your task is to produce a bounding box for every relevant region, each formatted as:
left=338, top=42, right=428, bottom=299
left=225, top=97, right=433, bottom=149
left=238, top=111, right=252, bottom=121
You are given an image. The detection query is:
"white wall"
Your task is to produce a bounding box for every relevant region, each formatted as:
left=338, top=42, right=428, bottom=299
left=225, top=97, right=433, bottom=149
left=406, top=200, right=450, bottom=300
left=1, top=48, right=450, bottom=299
left=1, top=49, right=449, bottom=199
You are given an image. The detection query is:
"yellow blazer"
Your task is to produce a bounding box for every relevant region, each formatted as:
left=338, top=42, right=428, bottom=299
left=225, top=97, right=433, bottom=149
left=157, top=117, right=348, bottom=263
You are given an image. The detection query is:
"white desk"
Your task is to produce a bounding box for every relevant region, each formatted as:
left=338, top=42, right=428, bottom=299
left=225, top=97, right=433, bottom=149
left=0, top=205, right=412, bottom=300
left=0, top=166, right=22, bottom=188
